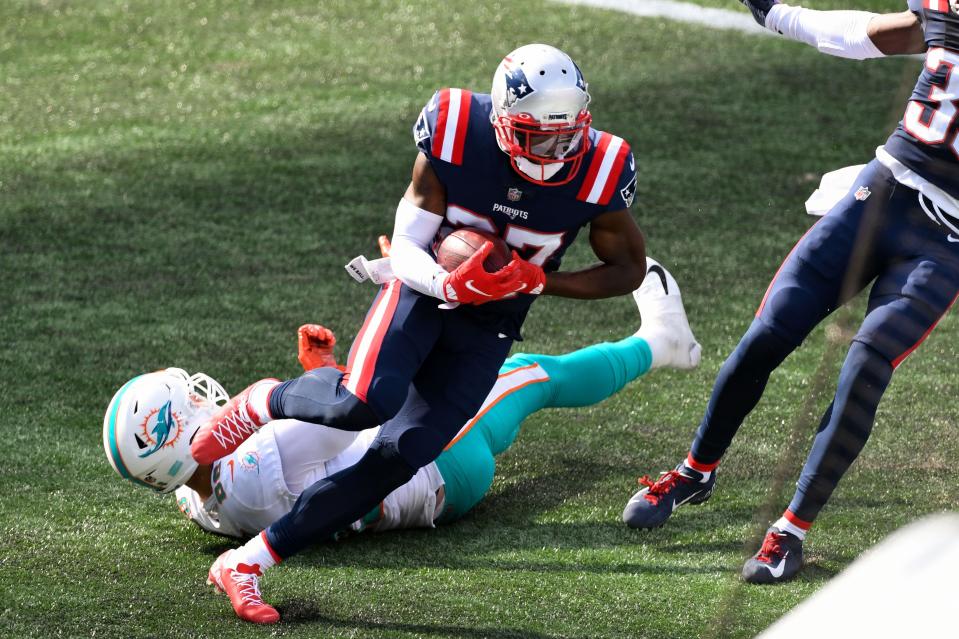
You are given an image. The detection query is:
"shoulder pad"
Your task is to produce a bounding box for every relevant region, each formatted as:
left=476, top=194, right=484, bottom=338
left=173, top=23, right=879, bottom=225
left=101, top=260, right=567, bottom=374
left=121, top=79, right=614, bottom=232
left=413, top=88, right=473, bottom=166
left=577, top=132, right=634, bottom=207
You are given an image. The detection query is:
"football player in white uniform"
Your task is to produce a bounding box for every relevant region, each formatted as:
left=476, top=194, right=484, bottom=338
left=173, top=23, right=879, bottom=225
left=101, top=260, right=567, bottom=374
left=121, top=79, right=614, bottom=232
left=104, top=258, right=700, bottom=623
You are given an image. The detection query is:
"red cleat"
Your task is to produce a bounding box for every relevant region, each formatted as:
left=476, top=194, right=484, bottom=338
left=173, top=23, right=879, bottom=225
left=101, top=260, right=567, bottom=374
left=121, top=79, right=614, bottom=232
left=207, top=551, right=280, bottom=624
left=190, top=379, right=277, bottom=465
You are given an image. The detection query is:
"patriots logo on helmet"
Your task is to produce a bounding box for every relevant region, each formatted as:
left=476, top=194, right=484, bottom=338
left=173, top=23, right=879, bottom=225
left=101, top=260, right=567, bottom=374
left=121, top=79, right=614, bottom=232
left=572, top=62, right=587, bottom=92
left=502, top=65, right=535, bottom=108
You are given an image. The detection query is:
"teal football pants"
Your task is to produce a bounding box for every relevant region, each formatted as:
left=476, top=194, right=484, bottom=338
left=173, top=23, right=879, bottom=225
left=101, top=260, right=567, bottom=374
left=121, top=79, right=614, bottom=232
left=434, top=336, right=653, bottom=522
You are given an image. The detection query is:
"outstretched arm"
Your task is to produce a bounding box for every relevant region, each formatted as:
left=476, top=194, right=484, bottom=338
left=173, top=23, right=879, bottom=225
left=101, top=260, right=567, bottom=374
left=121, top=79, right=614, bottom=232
left=742, top=0, right=925, bottom=58
left=543, top=209, right=646, bottom=299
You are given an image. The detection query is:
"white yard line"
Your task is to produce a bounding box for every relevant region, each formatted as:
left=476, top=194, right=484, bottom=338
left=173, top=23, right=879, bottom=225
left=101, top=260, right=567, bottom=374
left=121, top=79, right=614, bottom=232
left=552, top=0, right=773, bottom=36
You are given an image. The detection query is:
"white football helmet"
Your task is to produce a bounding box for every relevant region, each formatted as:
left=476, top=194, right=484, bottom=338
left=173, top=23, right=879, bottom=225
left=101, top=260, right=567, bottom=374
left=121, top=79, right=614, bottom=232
left=103, top=368, right=228, bottom=493
left=491, top=44, right=592, bottom=186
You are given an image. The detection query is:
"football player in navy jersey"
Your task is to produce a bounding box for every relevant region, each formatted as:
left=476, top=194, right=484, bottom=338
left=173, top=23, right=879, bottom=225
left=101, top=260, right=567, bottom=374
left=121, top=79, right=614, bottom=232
left=624, top=0, right=959, bottom=584
left=188, top=44, right=674, bottom=623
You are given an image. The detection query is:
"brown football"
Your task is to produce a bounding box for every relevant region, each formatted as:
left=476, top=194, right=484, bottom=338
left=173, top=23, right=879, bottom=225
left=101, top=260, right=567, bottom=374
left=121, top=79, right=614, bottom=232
left=436, top=227, right=511, bottom=273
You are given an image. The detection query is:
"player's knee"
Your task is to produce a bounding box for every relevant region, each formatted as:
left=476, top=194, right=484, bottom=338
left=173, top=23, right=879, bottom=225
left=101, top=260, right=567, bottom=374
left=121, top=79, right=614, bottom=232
left=458, top=450, right=495, bottom=515
left=364, top=375, right=414, bottom=422
left=434, top=442, right=495, bottom=524
left=758, top=285, right=827, bottom=344
left=274, top=369, right=381, bottom=430
left=389, top=426, right=451, bottom=471
left=356, top=439, right=419, bottom=493
left=729, top=318, right=796, bottom=371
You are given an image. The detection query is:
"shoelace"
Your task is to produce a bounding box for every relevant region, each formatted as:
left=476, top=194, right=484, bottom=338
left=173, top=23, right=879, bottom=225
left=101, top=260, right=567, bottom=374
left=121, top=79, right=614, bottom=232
left=231, top=571, right=266, bottom=606
left=756, top=532, right=786, bottom=564
left=637, top=470, right=690, bottom=506
left=212, top=400, right=261, bottom=448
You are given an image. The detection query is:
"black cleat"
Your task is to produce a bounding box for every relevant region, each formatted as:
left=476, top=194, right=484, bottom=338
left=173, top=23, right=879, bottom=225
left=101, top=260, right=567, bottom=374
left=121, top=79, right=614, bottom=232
left=742, top=527, right=804, bottom=584
left=622, top=462, right=715, bottom=529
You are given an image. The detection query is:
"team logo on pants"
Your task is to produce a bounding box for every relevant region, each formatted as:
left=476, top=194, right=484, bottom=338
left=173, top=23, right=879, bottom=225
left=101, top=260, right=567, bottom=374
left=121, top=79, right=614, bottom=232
left=854, top=186, right=871, bottom=202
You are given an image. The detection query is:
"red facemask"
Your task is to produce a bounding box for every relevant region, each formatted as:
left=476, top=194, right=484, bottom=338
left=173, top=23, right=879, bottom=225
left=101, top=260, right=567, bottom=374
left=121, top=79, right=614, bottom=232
left=494, top=110, right=592, bottom=186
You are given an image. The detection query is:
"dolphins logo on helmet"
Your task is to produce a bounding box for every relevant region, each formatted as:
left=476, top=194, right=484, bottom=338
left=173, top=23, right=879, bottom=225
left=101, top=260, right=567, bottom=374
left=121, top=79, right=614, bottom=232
left=104, top=368, right=227, bottom=493
left=139, top=400, right=181, bottom=458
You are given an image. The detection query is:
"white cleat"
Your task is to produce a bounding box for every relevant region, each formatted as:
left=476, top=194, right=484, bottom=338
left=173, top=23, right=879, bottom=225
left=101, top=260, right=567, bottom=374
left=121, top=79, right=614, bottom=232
left=633, top=257, right=702, bottom=370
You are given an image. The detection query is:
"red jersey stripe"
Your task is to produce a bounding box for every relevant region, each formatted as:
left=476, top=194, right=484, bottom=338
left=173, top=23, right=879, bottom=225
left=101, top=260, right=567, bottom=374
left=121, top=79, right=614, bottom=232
left=451, top=89, right=472, bottom=165
left=597, top=139, right=631, bottom=206
left=577, top=132, right=612, bottom=202
left=431, top=89, right=451, bottom=160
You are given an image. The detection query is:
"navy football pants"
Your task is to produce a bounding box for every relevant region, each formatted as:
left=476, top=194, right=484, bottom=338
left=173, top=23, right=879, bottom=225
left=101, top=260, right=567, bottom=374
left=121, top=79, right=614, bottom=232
left=266, top=281, right=513, bottom=558
left=690, top=160, right=959, bottom=524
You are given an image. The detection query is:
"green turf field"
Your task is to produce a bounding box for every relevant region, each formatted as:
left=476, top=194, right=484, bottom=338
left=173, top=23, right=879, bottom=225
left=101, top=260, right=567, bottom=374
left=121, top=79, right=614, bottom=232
left=2, top=0, right=956, bottom=637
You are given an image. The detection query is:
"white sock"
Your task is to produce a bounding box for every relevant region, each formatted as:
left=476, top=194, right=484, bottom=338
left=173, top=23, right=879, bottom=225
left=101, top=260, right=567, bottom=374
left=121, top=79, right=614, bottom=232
left=774, top=516, right=808, bottom=541
left=227, top=531, right=281, bottom=573
left=638, top=327, right=680, bottom=369
left=247, top=381, right=279, bottom=423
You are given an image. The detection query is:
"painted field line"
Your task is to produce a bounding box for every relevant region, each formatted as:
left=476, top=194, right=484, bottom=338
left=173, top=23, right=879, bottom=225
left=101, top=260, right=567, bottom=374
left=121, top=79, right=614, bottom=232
left=553, top=0, right=773, bottom=36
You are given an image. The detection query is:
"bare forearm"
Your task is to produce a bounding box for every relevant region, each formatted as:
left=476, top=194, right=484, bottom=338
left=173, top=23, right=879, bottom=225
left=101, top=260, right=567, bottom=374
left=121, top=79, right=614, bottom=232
left=544, top=260, right=645, bottom=300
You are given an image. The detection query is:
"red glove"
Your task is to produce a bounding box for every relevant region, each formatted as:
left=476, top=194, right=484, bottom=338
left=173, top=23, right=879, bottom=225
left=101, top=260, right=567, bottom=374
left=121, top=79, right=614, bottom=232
left=443, top=241, right=525, bottom=305
left=505, top=251, right=546, bottom=296
left=297, top=324, right=343, bottom=372
left=377, top=235, right=391, bottom=258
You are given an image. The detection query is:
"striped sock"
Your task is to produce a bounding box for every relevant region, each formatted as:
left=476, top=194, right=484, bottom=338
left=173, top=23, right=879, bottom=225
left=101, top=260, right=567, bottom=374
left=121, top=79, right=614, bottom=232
left=774, top=510, right=811, bottom=540
left=683, top=452, right=719, bottom=481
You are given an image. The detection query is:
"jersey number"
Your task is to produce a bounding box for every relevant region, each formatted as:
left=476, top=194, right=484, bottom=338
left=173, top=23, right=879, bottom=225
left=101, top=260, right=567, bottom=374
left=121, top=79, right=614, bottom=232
left=446, top=205, right=564, bottom=266
left=903, top=47, right=959, bottom=158
left=211, top=461, right=227, bottom=504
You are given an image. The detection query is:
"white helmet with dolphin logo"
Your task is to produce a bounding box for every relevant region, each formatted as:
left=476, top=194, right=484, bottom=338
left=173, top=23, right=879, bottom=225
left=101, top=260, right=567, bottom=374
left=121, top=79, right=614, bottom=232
left=103, top=368, right=228, bottom=493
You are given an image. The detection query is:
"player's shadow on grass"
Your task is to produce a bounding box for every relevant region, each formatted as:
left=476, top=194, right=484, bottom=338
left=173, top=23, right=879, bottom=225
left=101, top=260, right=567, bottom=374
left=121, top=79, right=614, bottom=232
left=279, top=604, right=588, bottom=638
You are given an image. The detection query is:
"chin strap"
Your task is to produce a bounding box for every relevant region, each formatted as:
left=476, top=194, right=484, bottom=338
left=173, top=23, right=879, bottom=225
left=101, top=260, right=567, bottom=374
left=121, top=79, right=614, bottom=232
left=515, top=156, right=564, bottom=181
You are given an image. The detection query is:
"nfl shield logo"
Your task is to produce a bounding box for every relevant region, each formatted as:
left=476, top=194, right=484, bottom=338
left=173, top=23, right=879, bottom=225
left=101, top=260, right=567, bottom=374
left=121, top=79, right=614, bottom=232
left=854, top=186, right=871, bottom=202
left=507, top=187, right=522, bottom=202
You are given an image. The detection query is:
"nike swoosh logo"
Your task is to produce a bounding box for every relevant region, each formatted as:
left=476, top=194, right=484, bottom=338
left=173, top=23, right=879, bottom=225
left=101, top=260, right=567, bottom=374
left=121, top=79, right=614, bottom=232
left=464, top=280, right=492, bottom=297
left=513, top=283, right=527, bottom=292
left=948, top=235, right=959, bottom=243
left=647, top=264, right=670, bottom=295
left=766, top=552, right=789, bottom=578
left=671, top=491, right=703, bottom=511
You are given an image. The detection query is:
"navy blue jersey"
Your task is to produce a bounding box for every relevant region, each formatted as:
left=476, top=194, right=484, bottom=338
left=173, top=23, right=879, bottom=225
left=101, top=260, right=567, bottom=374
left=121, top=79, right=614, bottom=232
left=884, top=0, right=959, bottom=198
left=412, top=88, right=637, bottom=338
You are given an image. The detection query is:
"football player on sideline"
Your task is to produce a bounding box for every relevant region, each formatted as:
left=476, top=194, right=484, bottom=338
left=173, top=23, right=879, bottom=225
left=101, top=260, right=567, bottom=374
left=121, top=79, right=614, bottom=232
left=104, top=260, right=700, bottom=623
left=624, top=0, right=959, bottom=584
left=185, top=44, right=648, bottom=621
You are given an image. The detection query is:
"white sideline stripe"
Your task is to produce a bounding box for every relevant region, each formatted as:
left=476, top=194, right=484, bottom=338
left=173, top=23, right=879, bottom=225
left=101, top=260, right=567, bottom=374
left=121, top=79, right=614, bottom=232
left=587, top=136, right=623, bottom=204
left=552, top=0, right=773, bottom=36
left=441, top=88, right=462, bottom=163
